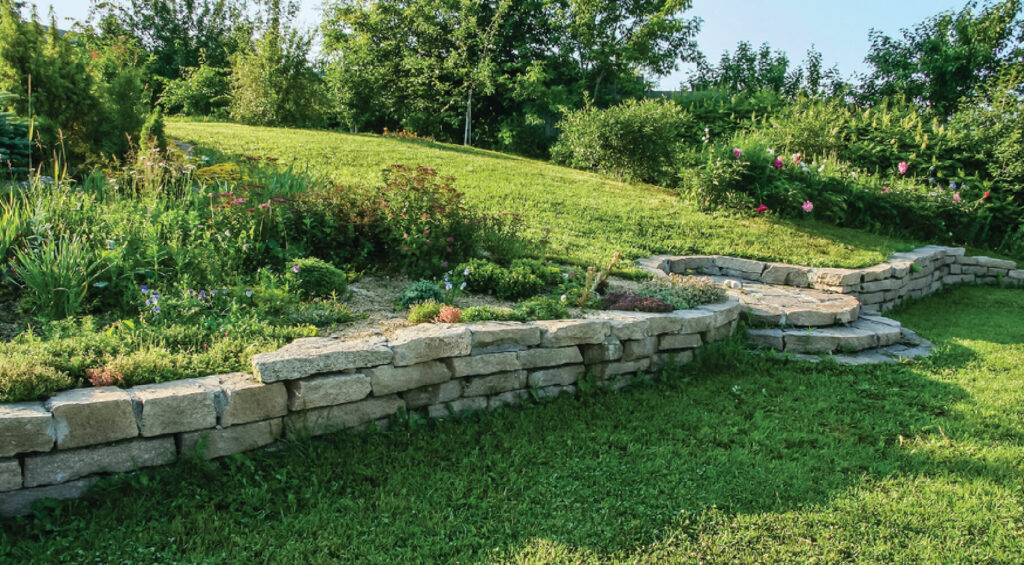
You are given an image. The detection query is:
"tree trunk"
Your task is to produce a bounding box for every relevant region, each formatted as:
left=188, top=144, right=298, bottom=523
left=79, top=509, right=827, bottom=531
left=463, top=86, right=473, bottom=146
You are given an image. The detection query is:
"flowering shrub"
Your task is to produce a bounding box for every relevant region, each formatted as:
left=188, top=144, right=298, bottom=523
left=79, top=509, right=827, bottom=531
left=599, top=292, right=674, bottom=313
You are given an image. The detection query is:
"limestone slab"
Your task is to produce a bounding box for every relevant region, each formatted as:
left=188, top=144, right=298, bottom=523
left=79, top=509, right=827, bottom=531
left=0, top=459, right=21, bottom=492
left=23, top=437, right=175, bottom=488
left=367, top=362, right=451, bottom=396
left=180, top=419, right=282, bottom=459
left=286, top=372, right=371, bottom=411
left=591, top=358, right=651, bottom=380
left=427, top=396, right=488, bottom=418
left=390, top=325, right=471, bottom=366
left=659, top=333, right=702, bottom=351
left=252, top=337, right=392, bottom=383
left=528, top=365, right=585, bottom=388
left=488, top=390, right=530, bottom=410
left=445, top=352, right=520, bottom=377
left=463, top=370, right=527, bottom=397
left=0, top=477, right=99, bottom=517
left=581, top=336, right=624, bottom=363
left=518, top=346, right=583, bottom=369
left=284, top=395, right=405, bottom=438
left=535, top=319, right=610, bottom=347
left=131, top=380, right=216, bottom=437
left=0, top=402, right=54, bottom=458
left=622, top=337, right=657, bottom=361
left=465, top=322, right=541, bottom=350
left=46, top=387, right=138, bottom=450
left=401, top=380, right=463, bottom=409
left=209, top=373, right=288, bottom=427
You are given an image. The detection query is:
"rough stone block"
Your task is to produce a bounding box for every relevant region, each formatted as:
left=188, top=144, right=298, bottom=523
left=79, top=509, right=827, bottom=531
left=180, top=419, right=282, bottom=459
left=810, top=268, right=862, bottom=287
left=0, top=477, right=99, bottom=518
left=0, top=459, right=21, bottom=492
left=488, top=390, right=529, bottom=410
left=286, top=372, right=371, bottom=411
left=131, top=380, right=216, bottom=437
left=591, top=358, right=651, bottom=380
left=535, top=319, right=610, bottom=347
left=580, top=336, right=623, bottom=363
left=367, top=362, right=451, bottom=396
left=465, top=322, right=541, bottom=350
left=858, top=292, right=884, bottom=305
left=973, top=256, right=1017, bottom=270
left=390, top=325, right=471, bottom=367
left=284, top=395, right=404, bottom=438
left=949, top=263, right=962, bottom=274
left=861, top=279, right=896, bottom=293
left=659, top=333, right=702, bottom=351
left=670, top=309, right=716, bottom=334
left=586, top=313, right=650, bottom=340
left=651, top=350, right=694, bottom=369
left=1008, top=269, right=1024, bottom=280
left=533, top=385, right=576, bottom=400
left=704, top=320, right=738, bottom=342
left=47, top=387, right=138, bottom=450
left=23, top=437, right=175, bottom=488
left=622, top=337, right=657, bottom=361
left=0, top=402, right=54, bottom=458
left=207, top=373, right=288, bottom=427
left=427, top=396, right=488, bottom=418
left=745, top=329, right=784, bottom=350
left=714, top=256, right=765, bottom=277
left=761, top=264, right=811, bottom=286
left=445, top=352, right=520, bottom=377
left=668, top=256, right=717, bottom=273
left=860, top=263, right=894, bottom=282
left=401, top=381, right=463, bottom=409
left=528, top=365, right=585, bottom=388
left=252, top=337, right=392, bottom=383
left=518, top=346, right=583, bottom=369
left=697, top=300, right=742, bottom=327
left=463, top=370, right=527, bottom=397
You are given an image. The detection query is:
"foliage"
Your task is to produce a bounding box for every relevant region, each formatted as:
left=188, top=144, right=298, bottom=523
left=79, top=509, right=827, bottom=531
left=859, top=0, right=1024, bottom=117
left=457, top=258, right=563, bottom=301
left=460, top=305, right=523, bottom=323
left=407, top=299, right=442, bottom=324
left=551, top=98, right=695, bottom=184
left=140, top=108, right=168, bottom=155
left=599, top=291, right=674, bottom=312
left=14, top=236, right=103, bottom=320
left=435, top=305, right=462, bottom=324
left=399, top=280, right=443, bottom=309
left=160, top=63, right=231, bottom=117
left=229, top=0, right=327, bottom=128
left=638, top=275, right=726, bottom=309
left=0, top=91, right=29, bottom=176
left=513, top=296, right=569, bottom=321
left=688, top=43, right=846, bottom=97
left=284, top=257, right=348, bottom=299
left=321, top=0, right=701, bottom=155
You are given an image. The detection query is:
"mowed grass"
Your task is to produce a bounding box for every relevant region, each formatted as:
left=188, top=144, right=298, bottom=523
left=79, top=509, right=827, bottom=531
left=167, top=121, right=914, bottom=270
left=3, top=285, right=1022, bottom=563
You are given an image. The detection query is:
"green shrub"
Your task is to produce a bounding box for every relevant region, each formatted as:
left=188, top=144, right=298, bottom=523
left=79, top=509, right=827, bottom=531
left=0, top=92, right=30, bottom=177
left=639, top=276, right=726, bottom=310
left=285, top=257, right=348, bottom=299
left=399, top=280, right=444, bottom=309
left=408, top=299, right=442, bottom=323
left=599, top=291, right=674, bottom=312
left=458, top=258, right=563, bottom=301
left=140, top=107, right=168, bottom=155
left=551, top=98, right=694, bottom=185
left=461, top=306, right=523, bottom=322
left=514, top=296, right=569, bottom=321
left=159, top=63, right=232, bottom=118
left=15, top=237, right=103, bottom=320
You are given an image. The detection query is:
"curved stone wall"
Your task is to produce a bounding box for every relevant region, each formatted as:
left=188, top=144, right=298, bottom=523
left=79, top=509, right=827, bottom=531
left=0, top=300, right=742, bottom=517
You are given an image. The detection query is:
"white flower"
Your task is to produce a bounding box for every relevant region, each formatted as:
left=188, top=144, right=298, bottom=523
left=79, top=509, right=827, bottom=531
left=560, top=294, right=567, bottom=302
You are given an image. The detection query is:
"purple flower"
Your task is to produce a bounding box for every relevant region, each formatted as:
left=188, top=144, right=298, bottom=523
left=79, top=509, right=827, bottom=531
left=140, top=285, right=149, bottom=294
left=460, top=282, right=467, bottom=290
left=245, top=289, right=253, bottom=297
left=152, top=305, right=160, bottom=314
left=445, top=281, right=453, bottom=291
left=463, top=268, right=471, bottom=276
left=441, top=261, right=449, bottom=268
left=199, top=290, right=207, bottom=298
left=733, top=148, right=742, bottom=158
left=292, top=265, right=300, bottom=274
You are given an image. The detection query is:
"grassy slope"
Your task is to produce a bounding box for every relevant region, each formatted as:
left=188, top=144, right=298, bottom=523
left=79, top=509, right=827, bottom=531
left=167, top=121, right=914, bottom=270
left=3, top=285, right=1022, bottom=563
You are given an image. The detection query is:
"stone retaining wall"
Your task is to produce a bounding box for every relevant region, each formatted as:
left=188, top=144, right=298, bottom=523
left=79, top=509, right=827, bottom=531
left=641, top=245, right=1022, bottom=314
left=0, top=300, right=742, bottom=517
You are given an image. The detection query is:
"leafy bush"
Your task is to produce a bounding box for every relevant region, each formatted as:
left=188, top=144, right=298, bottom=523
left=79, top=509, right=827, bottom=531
left=638, top=275, right=726, bottom=309
left=15, top=237, right=102, bottom=320
left=551, top=98, right=695, bottom=185
left=514, top=296, right=569, bottom=321
left=461, top=306, right=523, bottom=323
left=399, top=280, right=444, bottom=309
left=0, top=92, right=29, bottom=177
left=160, top=63, right=232, bottom=118
left=285, top=257, right=348, bottom=299
left=408, top=299, right=442, bottom=323
left=140, top=108, right=168, bottom=155
left=457, top=258, right=563, bottom=301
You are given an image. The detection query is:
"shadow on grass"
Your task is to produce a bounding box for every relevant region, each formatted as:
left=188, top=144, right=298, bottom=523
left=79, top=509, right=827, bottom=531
left=2, top=291, right=1021, bottom=563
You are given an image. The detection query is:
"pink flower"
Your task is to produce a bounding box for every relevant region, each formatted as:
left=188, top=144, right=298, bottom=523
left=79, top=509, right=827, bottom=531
left=273, top=197, right=287, bottom=203
left=733, top=148, right=742, bottom=158
left=772, top=158, right=783, bottom=169
left=802, top=201, right=814, bottom=213
left=258, top=201, right=270, bottom=209
left=423, top=229, right=430, bottom=235
left=756, top=204, right=769, bottom=213
left=983, top=191, right=991, bottom=200
left=897, top=161, right=909, bottom=175
left=445, top=236, right=454, bottom=243
left=792, top=153, right=802, bottom=164
left=232, top=198, right=246, bottom=205
left=953, top=192, right=961, bottom=203
left=882, top=186, right=891, bottom=193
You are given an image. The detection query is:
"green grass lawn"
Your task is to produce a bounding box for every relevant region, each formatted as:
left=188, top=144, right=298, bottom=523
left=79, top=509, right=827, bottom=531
left=3, top=285, right=1022, bottom=563
left=167, top=121, right=916, bottom=270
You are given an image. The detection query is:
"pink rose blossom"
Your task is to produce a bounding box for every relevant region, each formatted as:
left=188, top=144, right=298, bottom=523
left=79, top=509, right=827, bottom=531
left=756, top=204, right=769, bottom=213
left=733, top=148, right=742, bottom=158
left=898, top=162, right=909, bottom=175
left=802, top=201, right=814, bottom=213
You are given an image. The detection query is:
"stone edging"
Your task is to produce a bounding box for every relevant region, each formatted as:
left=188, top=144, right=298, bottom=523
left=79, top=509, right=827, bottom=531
left=0, top=301, right=742, bottom=517
left=638, top=245, right=1022, bottom=314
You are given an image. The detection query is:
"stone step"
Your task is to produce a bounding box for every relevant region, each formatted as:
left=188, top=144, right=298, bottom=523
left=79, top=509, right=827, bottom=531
left=746, top=315, right=904, bottom=354
left=771, top=328, right=933, bottom=366
left=704, top=277, right=861, bottom=328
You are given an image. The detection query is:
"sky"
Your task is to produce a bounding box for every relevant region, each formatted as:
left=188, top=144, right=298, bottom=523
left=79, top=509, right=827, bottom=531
left=34, top=0, right=968, bottom=89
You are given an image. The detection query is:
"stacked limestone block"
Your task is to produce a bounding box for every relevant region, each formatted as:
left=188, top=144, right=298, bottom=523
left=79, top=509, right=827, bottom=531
left=0, top=300, right=740, bottom=517
left=643, top=245, right=1022, bottom=315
